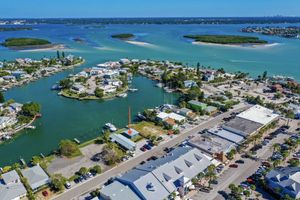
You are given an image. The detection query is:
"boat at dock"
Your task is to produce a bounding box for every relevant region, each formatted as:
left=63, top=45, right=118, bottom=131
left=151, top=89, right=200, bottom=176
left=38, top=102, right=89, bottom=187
left=26, top=125, right=36, bottom=129
left=156, top=83, right=163, bottom=88
left=74, top=138, right=80, bottom=144
left=128, top=88, right=138, bottom=92
left=137, top=112, right=147, bottom=120
left=117, top=93, right=128, bottom=98
left=104, top=123, right=117, bottom=132
left=51, top=84, right=63, bottom=90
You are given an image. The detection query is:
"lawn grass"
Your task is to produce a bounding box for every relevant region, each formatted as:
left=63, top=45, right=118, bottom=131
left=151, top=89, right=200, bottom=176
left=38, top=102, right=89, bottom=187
left=131, top=121, right=166, bottom=138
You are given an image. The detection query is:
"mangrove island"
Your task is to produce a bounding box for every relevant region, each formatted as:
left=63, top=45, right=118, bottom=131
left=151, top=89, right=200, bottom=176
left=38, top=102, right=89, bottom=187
left=184, top=35, right=268, bottom=45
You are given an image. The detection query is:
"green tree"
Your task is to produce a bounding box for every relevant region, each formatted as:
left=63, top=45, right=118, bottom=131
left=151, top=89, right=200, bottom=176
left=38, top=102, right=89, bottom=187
left=56, top=50, right=60, bottom=59
left=262, top=71, right=268, bottom=80
left=59, top=139, right=81, bottom=157
left=31, top=156, right=42, bottom=166
left=0, top=91, right=5, bottom=103
left=205, top=164, right=216, bottom=187
left=78, top=167, right=88, bottom=175
left=59, top=78, right=72, bottom=89
left=94, top=88, right=104, bottom=98
left=90, top=165, right=102, bottom=174
left=50, top=174, right=67, bottom=192
left=21, top=102, right=41, bottom=117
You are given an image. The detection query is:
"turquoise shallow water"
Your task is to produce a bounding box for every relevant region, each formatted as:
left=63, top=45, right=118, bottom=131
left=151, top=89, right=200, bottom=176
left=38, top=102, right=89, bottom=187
left=0, top=23, right=299, bottom=166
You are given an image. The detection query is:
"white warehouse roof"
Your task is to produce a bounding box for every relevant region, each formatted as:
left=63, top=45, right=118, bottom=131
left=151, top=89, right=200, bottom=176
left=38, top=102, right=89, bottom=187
left=237, top=105, right=279, bottom=125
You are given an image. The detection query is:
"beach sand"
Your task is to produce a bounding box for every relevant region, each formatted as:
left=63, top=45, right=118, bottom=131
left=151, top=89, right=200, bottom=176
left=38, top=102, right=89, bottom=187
left=18, top=44, right=66, bottom=52
left=125, top=40, right=156, bottom=47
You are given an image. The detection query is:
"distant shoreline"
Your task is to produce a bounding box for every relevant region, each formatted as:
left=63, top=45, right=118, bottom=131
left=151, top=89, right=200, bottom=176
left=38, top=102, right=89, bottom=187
left=192, top=41, right=279, bottom=48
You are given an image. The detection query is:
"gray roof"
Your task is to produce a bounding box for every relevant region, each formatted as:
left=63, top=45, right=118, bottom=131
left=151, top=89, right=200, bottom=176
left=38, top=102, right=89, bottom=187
left=21, top=165, right=50, bottom=190
left=266, top=167, right=300, bottom=199
left=2, top=170, right=20, bottom=184
left=207, top=127, right=244, bottom=144
left=110, top=133, right=136, bottom=151
left=0, top=182, right=27, bottom=200
left=188, top=134, right=236, bottom=155
left=117, top=146, right=212, bottom=200
left=222, top=117, right=263, bottom=137
left=101, top=180, right=141, bottom=200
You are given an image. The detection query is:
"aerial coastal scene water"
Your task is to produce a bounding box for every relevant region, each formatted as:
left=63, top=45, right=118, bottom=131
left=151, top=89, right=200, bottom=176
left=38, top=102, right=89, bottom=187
left=0, top=21, right=299, bottom=166
left=1, top=2, right=300, bottom=198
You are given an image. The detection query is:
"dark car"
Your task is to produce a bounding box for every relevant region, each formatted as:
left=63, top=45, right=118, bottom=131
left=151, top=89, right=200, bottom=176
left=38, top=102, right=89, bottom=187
left=143, top=144, right=152, bottom=150
left=42, top=191, right=49, bottom=197
left=209, top=179, right=218, bottom=185
left=229, top=164, right=238, bottom=168
left=235, top=159, right=245, bottom=164
left=140, top=147, right=147, bottom=152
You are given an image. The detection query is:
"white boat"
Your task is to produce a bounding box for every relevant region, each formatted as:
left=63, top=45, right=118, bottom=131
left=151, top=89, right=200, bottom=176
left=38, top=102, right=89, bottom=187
left=117, top=93, right=128, bottom=98
left=104, top=123, right=117, bottom=132
left=26, top=125, right=36, bottom=129
left=128, top=88, right=138, bottom=92
left=156, top=83, right=163, bottom=88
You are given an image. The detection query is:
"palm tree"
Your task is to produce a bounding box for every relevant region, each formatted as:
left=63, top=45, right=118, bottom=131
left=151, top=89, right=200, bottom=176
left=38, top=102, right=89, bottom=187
left=205, top=165, right=216, bottom=187
left=272, top=143, right=280, bottom=153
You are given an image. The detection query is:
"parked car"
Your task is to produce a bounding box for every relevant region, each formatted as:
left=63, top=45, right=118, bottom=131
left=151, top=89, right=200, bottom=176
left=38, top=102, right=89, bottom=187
left=143, top=144, right=152, bottom=150
left=65, top=182, right=71, bottom=189
left=140, top=147, right=147, bottom=152
left=42, top=191, right=49, bottom=197
left=229, top=164, right=238, bottom=168
left=235, top=159, right=245, bottom=164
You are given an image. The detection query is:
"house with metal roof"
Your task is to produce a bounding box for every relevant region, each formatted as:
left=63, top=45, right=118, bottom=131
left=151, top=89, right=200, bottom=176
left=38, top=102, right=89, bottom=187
left=100, top=180, right=140, bottom=200
left=110, top=133, right=136, bottom=151
left=111, top=146, right=212, bottom=200
left=122, top=128, right=139, bottom=139
left=21, top=165, right=50, bottom=191
left=0, top=170, right=27, bottom=200
left=266, top=167, right=300, bottom=199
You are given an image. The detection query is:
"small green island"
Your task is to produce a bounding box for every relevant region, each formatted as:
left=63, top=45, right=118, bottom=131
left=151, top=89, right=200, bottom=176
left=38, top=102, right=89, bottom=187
left=184, top=35, right=268, bottom=45
left=0, top=27, right=33, bottom=32
left=1, top=37, right=65, bottom=50
left=111, top=33, right=135, bottom=40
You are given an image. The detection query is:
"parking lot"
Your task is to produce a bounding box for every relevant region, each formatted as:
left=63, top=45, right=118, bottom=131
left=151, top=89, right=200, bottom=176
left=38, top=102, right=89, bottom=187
left=48, top=143, right=108, bottom=178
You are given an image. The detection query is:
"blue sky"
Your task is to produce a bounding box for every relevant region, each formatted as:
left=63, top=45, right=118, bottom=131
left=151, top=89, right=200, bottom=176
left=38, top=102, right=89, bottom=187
left=1, top=0, right=299, bottom=18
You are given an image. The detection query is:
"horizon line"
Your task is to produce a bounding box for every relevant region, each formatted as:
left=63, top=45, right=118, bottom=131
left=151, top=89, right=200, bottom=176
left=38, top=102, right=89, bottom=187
left=1, top=16, right=300, bottom=20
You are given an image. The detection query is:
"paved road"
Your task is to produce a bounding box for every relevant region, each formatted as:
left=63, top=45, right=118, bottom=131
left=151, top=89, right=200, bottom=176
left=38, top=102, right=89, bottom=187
left=53, top=104, right=249, bottom=200
left=193, top=131, right=290, bottom=200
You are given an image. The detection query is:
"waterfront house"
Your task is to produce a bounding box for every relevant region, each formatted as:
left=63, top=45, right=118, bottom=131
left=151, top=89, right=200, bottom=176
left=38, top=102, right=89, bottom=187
left=265, top=167, right=300, bottom=199
left=71, top=84, right=86, bottom=94
left=11, top=71, right=26, bottom=79
left=103, top=71, right=119, bottom=79
left=203, top=72, right=215, bottom=81
left=110, top=133, right=136, bottom=151
left=188, top=100, right=207, bottom=111
left=119, top=58, right=130, bottom=65
left=157, top=112, right=186, bottom=124
left=0, top=116, right=17, bottom=130
left=21, top=165, right=50, bottom=191
left=183, top=80, right=197, bottom=88
left=100, top=85, right=117, bottom=94
left=122, top=128, right=140, bottom=139
left=10, top=103, right=23, bottom=112
left=0, top=170, right=27, bottom=200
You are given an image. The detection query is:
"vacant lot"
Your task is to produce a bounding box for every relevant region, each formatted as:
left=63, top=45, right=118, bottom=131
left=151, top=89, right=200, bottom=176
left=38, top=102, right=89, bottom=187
left=47, top=143, right=108, bottom=178
left=131, top=121, right=166, bottom=138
